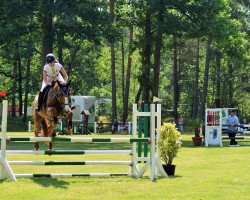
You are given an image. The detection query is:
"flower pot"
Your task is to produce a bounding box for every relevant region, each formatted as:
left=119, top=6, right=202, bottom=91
left=162, top=164, right=176, bottom=176
left=192, top=136, right=202, bottom=146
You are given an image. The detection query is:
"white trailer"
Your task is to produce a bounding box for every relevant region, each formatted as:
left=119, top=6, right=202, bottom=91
left=70, top=96, right=96, bottom=123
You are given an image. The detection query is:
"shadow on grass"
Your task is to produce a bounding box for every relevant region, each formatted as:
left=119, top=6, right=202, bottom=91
left=180, top=140, right=194, bottom=148
left=32, top=177, right=70, bottom=188
left=180, top=139, right=208, bottom=148
left=0, top=178, right=69, bottom=188
left=139, top=174, right=182, bottom=181
left=5, top=142, right=132, bottom=151
left=166, top=175, right=182, bottom=179
left=148, top=175, right=183, bottom=182
left=181, top=139, right=230, bottom=148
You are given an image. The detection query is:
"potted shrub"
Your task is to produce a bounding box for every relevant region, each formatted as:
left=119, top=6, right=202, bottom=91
left=191, top=118, right=203, bottom=146
left=158, top=123, right=182, bottom=176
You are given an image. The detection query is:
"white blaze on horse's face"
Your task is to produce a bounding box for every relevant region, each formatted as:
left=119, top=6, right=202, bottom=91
left=65, top=97, right=71, bottom=112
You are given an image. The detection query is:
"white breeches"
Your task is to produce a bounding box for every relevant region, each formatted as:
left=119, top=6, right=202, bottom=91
left=40, top=74, right=65, bottom=92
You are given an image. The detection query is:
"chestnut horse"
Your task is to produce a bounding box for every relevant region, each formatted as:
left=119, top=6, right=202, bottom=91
left=32, top=80, right=73, bottom=150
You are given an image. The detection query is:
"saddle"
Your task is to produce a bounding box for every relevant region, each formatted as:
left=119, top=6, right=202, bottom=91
left=42, top=85, right=51, bottom=102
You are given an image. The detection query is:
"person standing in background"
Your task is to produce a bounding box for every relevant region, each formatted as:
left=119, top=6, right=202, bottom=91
left=225, top=110, right=239, bottom=146
left=178, top=116, right=184, bottom=132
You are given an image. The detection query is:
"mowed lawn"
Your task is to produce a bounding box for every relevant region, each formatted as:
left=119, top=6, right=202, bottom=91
left=0, top=132, right=250, bottom=200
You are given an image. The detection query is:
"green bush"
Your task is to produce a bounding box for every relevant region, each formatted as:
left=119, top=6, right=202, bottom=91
left=158, top=123, right=182, bottom=165
left=162, top=117, right=174, bottom=123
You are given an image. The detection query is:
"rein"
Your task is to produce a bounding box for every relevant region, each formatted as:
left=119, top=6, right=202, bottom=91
left=53, top=83, right=70, bottom=116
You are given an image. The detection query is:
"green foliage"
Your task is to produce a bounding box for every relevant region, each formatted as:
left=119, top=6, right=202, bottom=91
left=162, top=117, right=174, bottom=123
left=158, top=123, right=182, bottom=165
left=4, top=116, right=33, bottom=132
left=190, top=118, right=203, bottom=129
left=189, top=118, right=203, bottom=137
left=0, top=0, right=249, bottom=123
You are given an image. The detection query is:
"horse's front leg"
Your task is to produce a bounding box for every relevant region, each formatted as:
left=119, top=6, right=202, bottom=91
left=33, top=113, right=41, bottom=150
left=47, top=118, right=58, bottom=150
left=46, top=107, right=58, bottom=150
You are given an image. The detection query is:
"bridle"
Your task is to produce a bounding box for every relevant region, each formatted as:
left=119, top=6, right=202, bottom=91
left=52, top=82, right=70, bottom=116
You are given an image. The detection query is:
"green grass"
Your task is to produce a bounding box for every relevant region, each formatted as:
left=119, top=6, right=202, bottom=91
left=0, top=132, right=250, bottom=200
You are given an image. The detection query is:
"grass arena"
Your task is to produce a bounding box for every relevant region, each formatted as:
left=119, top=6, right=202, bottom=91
left=1, top=132, right=250, bottom=200
left=1, top=102, right=250, bottom=200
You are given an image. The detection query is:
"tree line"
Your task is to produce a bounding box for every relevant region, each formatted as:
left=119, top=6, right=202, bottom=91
left=0, top=0, right=249, bottom=124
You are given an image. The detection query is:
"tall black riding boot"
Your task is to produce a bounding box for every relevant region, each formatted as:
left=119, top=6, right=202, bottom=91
left=36, top=92, right=43, bottom=111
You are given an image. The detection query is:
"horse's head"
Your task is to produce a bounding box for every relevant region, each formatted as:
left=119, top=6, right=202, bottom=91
left=57, top=80, right=71, bottom=97
left=54, top=80, right=71, bottom=113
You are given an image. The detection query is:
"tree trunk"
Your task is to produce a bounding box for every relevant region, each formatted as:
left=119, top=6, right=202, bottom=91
left=141, top=6, right=152, bottom=104
left=57, top=32, right=64, bottom=65
left=123, top=27, right=133, bottom=122
left=192, top=38, right=200, bottom=118
left=23, top=47, right=32, bottom=122
left=11, top=55, right=18, bottom=117
left=198, top=39, right=212, bottom=120
left=121, top=36, right=125, bottom=103
left=68, top=45, right=80, bottom=77
left=111, top=41, right=117, bottom=122
left=110, top=0, right=117, bottom=121
left=221, top=77, right=226, bottom=107
left=41, top=0, right=53, bottom=65
left=17, top=51, right=23, bottom=116
left=215, top=50, right=222, bottom=108
left=173, top=36, right=179, bottom=125
left=152, top=0, right=164, bottom=99
left=228, top=62, right=234, bottom=107
left=135, top=85, right=143, bottom=105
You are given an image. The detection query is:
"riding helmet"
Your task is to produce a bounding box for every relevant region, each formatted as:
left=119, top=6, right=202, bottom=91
left=46, top=53, right=55, bottom=63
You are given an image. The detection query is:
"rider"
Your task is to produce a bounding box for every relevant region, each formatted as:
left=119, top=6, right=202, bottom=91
left=35, top=53, right=69, bottom=111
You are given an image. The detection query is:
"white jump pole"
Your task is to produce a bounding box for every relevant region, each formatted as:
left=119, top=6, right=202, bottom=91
left=28, top=121, right=31, bottom=133
left=94, top=122, right=97, bottom=134
left=1, top=102, right=166, bottom=181
left=60, top=120, right=63, bottom=131
left=0, top=100, right=16, bottom=181
left=150, top=104, right=156, bottom=181
left=131, top=104, right=138, bottom=177
left=154, top=104, right=168, bottom=178
left=128, top=122, right=132, bottom=135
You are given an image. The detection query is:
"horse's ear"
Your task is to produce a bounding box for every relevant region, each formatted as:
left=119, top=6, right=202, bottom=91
left=51, top=81, right=55, bottom=87
left=67, top=80, right=71, bottom=86
left=57, top=80, right=62, bottom=86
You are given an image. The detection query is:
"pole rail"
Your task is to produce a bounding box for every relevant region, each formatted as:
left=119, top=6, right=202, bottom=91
left=1, top=102, right=167, bottom=181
